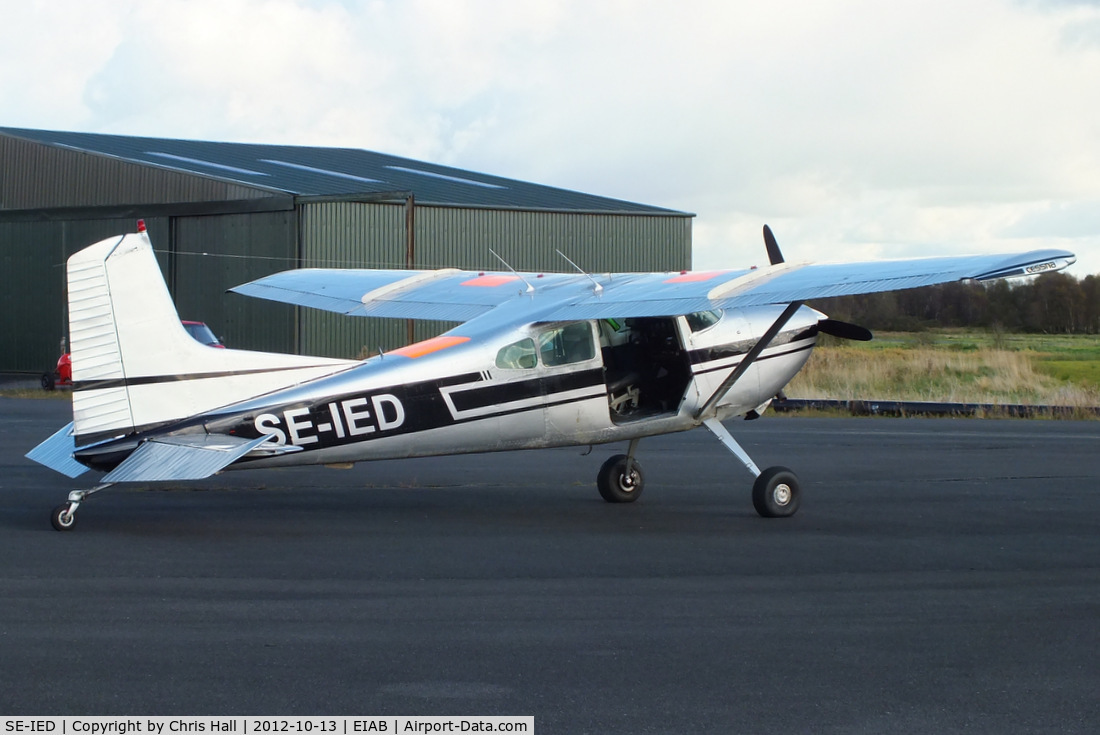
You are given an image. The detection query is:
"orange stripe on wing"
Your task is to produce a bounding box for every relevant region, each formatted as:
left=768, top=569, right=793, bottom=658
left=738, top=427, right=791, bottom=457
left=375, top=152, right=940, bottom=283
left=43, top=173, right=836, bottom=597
left=390, top=335, right=471, bottom=359
left=461, top=274, right=520, bottom=287
left=664, top=270, right=725, bottom=283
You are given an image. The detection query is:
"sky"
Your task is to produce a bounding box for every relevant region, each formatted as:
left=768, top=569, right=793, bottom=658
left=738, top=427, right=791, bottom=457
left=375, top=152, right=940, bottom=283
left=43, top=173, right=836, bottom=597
left=3, top=0, right=1099, bottom=275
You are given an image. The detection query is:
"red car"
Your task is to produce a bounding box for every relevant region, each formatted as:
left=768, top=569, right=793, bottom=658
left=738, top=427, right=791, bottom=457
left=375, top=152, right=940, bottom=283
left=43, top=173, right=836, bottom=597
left=42, top=320, right=222, bottom=390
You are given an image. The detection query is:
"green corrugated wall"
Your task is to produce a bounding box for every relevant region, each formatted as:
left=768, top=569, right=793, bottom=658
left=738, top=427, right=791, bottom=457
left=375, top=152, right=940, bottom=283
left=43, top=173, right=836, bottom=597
left=297, top=201, right=691, bottom=359
left=0, top=218, right=170, bottom=372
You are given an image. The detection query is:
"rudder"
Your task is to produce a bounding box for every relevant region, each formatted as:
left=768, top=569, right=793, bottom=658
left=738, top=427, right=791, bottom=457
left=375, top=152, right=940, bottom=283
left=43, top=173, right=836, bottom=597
left=67, top=227, right=354, bottom=446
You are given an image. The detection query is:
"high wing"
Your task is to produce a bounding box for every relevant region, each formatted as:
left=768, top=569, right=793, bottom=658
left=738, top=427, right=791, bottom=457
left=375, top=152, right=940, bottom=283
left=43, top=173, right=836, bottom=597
left=542, top=248, right=1078, bottom=320
left=231, top=268, right=578, bottom=322
left=231, top=248, right=1076, bottom=323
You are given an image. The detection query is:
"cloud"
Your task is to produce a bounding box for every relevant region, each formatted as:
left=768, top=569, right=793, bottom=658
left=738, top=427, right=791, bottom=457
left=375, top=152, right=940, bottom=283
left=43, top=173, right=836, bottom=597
left=0, top=2, right=125, bottom=127
left=3, top=0, right=1099, bottom=275
left=1001, top=200, right=1100, bottom=238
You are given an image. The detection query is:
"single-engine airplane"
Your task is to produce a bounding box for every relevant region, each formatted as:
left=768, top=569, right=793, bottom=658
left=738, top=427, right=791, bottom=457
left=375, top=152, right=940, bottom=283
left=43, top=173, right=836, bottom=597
left=27, top=222, right=1075, bottom=530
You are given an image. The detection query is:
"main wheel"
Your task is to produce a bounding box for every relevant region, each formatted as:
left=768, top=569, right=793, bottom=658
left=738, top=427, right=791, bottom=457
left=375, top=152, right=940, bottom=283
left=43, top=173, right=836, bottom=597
left=51, top=503, right=76, bottom=531
left=41, top=372, right=55, bottom=391
left=752, top=466, right=801, bottom=518
left=597, top=454, right=644, bottom=503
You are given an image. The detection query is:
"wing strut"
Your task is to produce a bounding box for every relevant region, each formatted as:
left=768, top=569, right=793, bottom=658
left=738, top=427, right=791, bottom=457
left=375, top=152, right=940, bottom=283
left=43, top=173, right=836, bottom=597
left=694, top=301, right=803, bottom=422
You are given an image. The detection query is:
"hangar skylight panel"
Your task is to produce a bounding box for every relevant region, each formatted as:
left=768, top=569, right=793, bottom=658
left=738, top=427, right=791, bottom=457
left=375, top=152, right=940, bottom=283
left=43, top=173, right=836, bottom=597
left=384, top=165, right=507, bottom=189
left=261, top=159, right=383, bottom=184
left=144, top=151, right=271, bottom=178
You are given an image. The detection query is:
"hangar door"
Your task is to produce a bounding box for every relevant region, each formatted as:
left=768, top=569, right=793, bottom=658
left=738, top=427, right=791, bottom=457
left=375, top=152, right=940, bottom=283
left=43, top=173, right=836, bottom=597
left=169, top=211, right=298, bottom=354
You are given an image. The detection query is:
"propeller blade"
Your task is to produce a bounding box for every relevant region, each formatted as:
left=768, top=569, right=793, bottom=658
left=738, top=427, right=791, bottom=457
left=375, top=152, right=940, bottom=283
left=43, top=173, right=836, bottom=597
left=763, top=224, right=784, bottom=265
left=818, top=319, right=873, bottom=341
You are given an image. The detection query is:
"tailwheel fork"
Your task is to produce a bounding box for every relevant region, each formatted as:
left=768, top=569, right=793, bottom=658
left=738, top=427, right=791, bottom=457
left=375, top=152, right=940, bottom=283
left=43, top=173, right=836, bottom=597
left=51, top=483, right=113, bottom=531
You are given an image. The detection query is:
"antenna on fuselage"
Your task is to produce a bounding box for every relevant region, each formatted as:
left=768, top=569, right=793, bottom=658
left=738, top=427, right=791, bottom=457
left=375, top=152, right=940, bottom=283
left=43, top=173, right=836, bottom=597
left=488, top=249, right=536, bottom=293
left=556, top=250, right=603, bottom=294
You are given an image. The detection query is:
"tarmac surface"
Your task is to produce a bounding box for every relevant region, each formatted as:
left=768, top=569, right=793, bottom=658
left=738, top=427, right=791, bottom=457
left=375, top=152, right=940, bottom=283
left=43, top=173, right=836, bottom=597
left=1, top=395, right=1098, bottom=733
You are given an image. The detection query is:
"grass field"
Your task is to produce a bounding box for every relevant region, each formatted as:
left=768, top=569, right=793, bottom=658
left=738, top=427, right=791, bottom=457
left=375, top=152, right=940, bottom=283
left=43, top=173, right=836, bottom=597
left=788, top=329, right=1100, bottom=407
left=7, top=330, right=1098, bottom=412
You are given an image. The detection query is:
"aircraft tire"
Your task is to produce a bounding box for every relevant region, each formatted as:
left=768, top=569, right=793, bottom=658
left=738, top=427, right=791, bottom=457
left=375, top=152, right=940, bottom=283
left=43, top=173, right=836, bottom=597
left=597, top=454, right=644, bottom=503
left=51, top=503, right=76, bottom=531
left=752, top=466, right=801, bottom=518
left=41, top=372, right=55, bottom=391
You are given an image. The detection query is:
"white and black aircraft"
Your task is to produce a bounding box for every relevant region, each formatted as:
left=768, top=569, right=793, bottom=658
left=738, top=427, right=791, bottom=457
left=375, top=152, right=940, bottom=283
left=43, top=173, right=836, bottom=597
left=27, top=222, right=1075, bottom=530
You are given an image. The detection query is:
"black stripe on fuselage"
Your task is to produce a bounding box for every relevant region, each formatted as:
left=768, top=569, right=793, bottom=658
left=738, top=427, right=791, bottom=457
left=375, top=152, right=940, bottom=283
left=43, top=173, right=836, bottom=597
left=687, top=325, right=818, bottom=366
left=448, top=368, right=605, bottom=412
left=221, top=368, right=608, bottom=459
left=71, top=364, right=342, bottom=393
left=213, top=368, right=603, bottom=443
left=691, top=341, right=815, bottom=378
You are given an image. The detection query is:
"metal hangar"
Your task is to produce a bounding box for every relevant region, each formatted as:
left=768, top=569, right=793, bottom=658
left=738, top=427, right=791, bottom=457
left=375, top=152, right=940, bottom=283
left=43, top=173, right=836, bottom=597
left=0, top=127, right=693, bottom=372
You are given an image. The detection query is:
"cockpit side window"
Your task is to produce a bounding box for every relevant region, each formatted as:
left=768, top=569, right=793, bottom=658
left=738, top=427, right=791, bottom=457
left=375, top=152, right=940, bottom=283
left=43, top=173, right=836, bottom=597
left=495, top=338, right=537, bottom=369
left=539, top=322, right=596, bottom=367
left=685, top=309, right=723, bottom=333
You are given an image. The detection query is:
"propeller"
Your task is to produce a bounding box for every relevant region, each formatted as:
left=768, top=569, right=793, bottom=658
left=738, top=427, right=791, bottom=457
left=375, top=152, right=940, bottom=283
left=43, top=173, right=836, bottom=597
left=763, top=224, right=871, bottom=341
left=763, top=224, right=784, bottom=265
left=818, top=318, right=873, bottom=341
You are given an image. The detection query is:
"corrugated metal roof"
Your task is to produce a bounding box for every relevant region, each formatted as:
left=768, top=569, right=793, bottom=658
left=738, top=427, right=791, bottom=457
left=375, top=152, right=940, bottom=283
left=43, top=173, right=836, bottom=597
left=0, top=127, right=690, bottom=215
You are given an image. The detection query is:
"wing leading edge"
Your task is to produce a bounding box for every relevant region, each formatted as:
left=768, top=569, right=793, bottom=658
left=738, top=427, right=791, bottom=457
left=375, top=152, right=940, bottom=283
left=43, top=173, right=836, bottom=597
left=231, top=248, right=1076, bottom=324
left=231, top=268, right=578, bottom=322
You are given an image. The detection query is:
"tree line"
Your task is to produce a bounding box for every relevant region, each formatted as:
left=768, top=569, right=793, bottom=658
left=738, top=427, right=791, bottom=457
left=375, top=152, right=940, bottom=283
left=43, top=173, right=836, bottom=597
left=811, top=272, right=1100, bottom=334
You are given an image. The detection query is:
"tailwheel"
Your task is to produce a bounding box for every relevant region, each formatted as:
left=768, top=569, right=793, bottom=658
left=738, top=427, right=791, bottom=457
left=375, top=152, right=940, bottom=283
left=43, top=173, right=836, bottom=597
left=48, top=484, right=111, bottom=531
left=597, top=454, right=645, bottom=503
left=51, top=503, right=77, bottom=531
left=752, top=466, right=801, bottom=518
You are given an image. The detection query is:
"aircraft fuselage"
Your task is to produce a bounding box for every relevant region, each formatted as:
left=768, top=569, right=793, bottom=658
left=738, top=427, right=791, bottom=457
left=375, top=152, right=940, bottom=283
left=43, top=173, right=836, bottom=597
left=181, top=305, right=823, bottom=469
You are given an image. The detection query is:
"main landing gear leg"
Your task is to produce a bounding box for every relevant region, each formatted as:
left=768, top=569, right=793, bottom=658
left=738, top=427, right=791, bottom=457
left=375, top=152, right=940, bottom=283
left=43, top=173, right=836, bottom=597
left=51, top=483, right=113, bottom=531
left=702, top=418, right=801, bottom=518
left=597, top=437, right=644, bottom=503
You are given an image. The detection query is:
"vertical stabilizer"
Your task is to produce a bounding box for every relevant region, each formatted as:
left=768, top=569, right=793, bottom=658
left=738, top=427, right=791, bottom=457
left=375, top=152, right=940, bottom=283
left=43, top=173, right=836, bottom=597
left=67, top=230, right=355, bottom=446
left=67, top=235, right=134, bottom=438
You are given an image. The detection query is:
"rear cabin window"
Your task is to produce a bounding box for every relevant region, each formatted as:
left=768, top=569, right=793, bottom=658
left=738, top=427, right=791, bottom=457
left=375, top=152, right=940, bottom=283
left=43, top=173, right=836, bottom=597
left=495, top=338, right=537, bottom=369
left=539, top=323, right=595, bottom=367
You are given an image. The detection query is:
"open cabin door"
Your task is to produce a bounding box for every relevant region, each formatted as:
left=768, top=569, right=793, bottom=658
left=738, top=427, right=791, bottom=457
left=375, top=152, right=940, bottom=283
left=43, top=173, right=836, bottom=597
left=598, top=317, right=694, bottom=424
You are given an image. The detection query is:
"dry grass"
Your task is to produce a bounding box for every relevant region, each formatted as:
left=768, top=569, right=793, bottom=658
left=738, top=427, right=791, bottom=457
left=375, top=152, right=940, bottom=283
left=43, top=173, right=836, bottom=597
left=0, top=388, right=69, bottom=400
left=788, top=346, right=1100, bottom=406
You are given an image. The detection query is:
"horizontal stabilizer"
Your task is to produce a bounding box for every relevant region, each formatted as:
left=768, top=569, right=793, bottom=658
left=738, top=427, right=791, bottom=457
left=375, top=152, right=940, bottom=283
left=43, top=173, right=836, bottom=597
left=25, top=423, right=89, bottom=478
left=102, top=433, right=271, bottom=483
